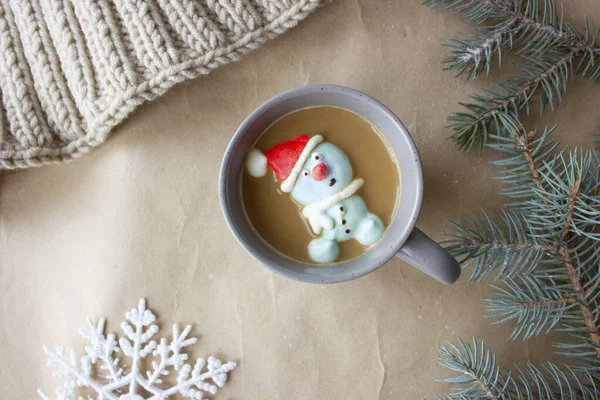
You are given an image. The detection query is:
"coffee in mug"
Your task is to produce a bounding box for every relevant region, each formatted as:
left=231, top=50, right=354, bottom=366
left=242, top=106, right=400, bottom=264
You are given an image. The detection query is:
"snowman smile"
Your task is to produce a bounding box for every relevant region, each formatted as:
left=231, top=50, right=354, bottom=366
left=329, top=178, right=337, bottom=187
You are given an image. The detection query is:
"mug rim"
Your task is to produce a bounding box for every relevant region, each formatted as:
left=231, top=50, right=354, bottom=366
left=219, top=84, right=423, bottom=283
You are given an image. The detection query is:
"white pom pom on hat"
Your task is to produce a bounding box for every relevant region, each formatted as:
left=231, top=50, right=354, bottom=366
left=245, top=148, right=268, bottom=177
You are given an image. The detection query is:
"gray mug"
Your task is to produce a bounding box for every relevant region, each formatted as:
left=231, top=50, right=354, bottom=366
left=219, top=85, right=461, bottom=284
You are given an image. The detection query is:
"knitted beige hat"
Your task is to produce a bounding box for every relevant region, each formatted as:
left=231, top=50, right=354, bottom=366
left=0, top=0, right=323, bottom=169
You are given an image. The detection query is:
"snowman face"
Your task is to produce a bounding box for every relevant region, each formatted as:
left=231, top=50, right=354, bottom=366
left=290, top=142, right=353, bottom=205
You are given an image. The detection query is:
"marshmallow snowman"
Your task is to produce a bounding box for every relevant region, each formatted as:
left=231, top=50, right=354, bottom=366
left=246, top=134, right=385, bottom=263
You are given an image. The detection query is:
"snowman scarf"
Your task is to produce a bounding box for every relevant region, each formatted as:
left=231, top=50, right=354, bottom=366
left=301, top=178, right=364, bottom=235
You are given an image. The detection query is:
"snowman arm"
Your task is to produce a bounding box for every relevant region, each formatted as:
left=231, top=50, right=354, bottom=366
left=307, top=212, right=334, bottom=235
left=302, top=180, right=364, bottom=235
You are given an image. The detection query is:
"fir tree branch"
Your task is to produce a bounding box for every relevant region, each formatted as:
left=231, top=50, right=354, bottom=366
left=449, top=50, right=576, bottom=151
left=448, top=126, right=600, bottom=360
left=489, top=126, right=562, bottom=199
left=511, top=138, right=600, bottom=358
left=429, top=1, right=600, bottom=395
left=560, top=179, right=581, bottom=240
left=465, top=371, right=498, bottom=399
left=437, top=338, right=506, bottom=399
left=484, top=0, right=579, bottom=47
left=427, top=0, right=600, bottom=55
left=486, top=276, right=576, bottom=340
left=446, top=210, right=555, bottom=282
left=482, top=0, right=600, bottom=57
left=460, top=240, right=556, bottom=253
left=434, top=338, right=600, bottom=399
left=559, top=245, right=600, bottom=359
left=427, top=0, right=600, bottom=150
left=524, top=151, right=600, bottom=240
left=443, top=27, right=509, bottom=79
left=510, top=130, right=600, bottom=358
left=516, top=130, right=544, bottom=192
left=515, top=298, right=574, bottom=308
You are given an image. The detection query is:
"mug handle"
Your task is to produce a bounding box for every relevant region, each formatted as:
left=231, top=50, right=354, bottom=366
left=395, top=228, right=461, bottom=284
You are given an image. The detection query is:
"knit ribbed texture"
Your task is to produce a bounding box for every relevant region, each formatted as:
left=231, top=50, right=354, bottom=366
left=0, top=0, right=324, bottom=169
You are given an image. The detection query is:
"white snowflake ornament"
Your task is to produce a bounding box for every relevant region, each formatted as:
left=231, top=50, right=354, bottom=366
left=39, top=299, right=237, bottom=400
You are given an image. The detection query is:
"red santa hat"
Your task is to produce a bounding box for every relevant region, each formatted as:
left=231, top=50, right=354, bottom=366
left=245, top=134, right=323, bottom=193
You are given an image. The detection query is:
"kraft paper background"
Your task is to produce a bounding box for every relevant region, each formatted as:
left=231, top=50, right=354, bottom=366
left=1, top=1, right=599, bottom=398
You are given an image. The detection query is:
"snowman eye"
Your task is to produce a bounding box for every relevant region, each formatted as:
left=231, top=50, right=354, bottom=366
left=302, top=170, right=309, bottom=177
left=312, top=153, right=321, bottom=161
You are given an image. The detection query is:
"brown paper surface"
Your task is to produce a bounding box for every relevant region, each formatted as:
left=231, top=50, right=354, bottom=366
left=1, top=1, right=599, bottom=398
